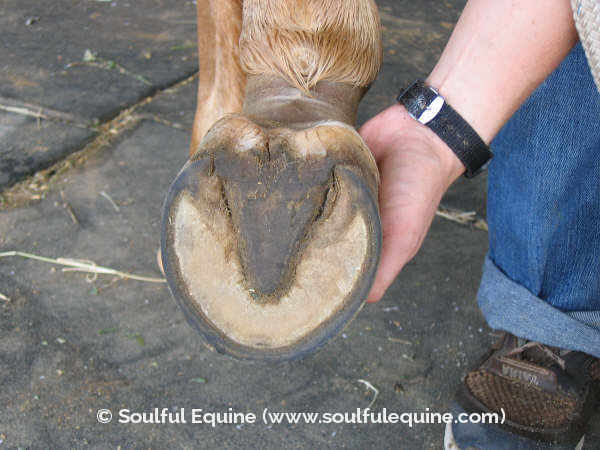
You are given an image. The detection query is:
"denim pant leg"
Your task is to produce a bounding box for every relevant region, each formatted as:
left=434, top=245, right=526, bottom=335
left=478, top=42, right=600, bottom=358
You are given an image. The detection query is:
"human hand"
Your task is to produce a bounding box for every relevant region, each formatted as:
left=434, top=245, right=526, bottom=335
left=359, top=104, right=465, bottom=302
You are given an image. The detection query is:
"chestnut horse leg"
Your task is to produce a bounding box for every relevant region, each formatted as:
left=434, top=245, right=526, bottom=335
left=190, top=0, right=245, bottom=155
left=162, top=0, right=382, bottom=361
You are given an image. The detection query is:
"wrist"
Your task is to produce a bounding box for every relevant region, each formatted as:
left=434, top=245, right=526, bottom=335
left=411, top=108, right=468, bottom=184
left=396, top=80, right=493, bottom=178
left=384, top=103, right=466, bottom=183
left=424, top=74, right=495, bottom=145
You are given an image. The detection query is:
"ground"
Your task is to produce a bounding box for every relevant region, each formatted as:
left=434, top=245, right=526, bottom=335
left=1, top=1, right=598, bottom=448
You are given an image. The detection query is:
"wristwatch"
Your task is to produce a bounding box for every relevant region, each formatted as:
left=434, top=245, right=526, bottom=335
left=397, top=80, right=493, bottom=178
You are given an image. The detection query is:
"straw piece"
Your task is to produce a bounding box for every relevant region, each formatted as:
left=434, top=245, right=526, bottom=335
left=0, top=251, right=165, bottom=283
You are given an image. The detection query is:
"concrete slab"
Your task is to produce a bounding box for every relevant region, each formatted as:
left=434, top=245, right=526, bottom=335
left=1, top=0, right=198, bottom=187
left=137, top=76, right=197, bottom=133
left=1, top=0, right=198, bottom=123
left=0, top=119, right=490, bottom=449
left=0, top=111, right=97, bottom=189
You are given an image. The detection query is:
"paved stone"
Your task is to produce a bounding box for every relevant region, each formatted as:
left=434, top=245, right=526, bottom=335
left=0, top=0, right=198, bottom=187
left=0, top=118, right=489, bottom=449
left=0, top=111, right=96, bottom=189
left=137, top=76, right=197, bottom=133
left=1, top=118, right=597, bottom=450
left=1, top=0, right=198, bottom=122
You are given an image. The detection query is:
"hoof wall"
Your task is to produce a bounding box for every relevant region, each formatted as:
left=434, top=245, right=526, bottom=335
left=161, top=116, right=381, bottom=361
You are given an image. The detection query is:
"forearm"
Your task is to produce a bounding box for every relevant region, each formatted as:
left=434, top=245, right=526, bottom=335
left=426, top=0, right=578, bottom=144
left=359, top=0, right=578, bottom=302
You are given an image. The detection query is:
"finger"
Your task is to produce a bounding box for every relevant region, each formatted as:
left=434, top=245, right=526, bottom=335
left=365, top=225, right=419, bottom=302
left=365, top=250, right=403, bottom=302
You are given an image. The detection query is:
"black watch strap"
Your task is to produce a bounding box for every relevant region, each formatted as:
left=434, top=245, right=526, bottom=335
left=397, top=80, right=493, bottom=178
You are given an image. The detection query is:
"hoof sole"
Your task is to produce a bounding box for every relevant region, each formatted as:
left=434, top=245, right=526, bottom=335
left=161, top=116, right=381, bottom=361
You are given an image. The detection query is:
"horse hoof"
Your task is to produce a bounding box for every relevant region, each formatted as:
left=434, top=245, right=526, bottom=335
left=161, top=115, right=381, bottom=361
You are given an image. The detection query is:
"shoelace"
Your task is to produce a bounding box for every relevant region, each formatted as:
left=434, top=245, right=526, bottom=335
left=506, top=341, right=569, bottom=371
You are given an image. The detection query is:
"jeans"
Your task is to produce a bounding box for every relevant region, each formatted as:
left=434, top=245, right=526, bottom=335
left=478, top=42, right=600, bottom=358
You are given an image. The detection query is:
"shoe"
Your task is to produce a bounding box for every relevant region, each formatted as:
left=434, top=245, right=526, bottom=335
left=445, top=332, right=600, bottom=449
